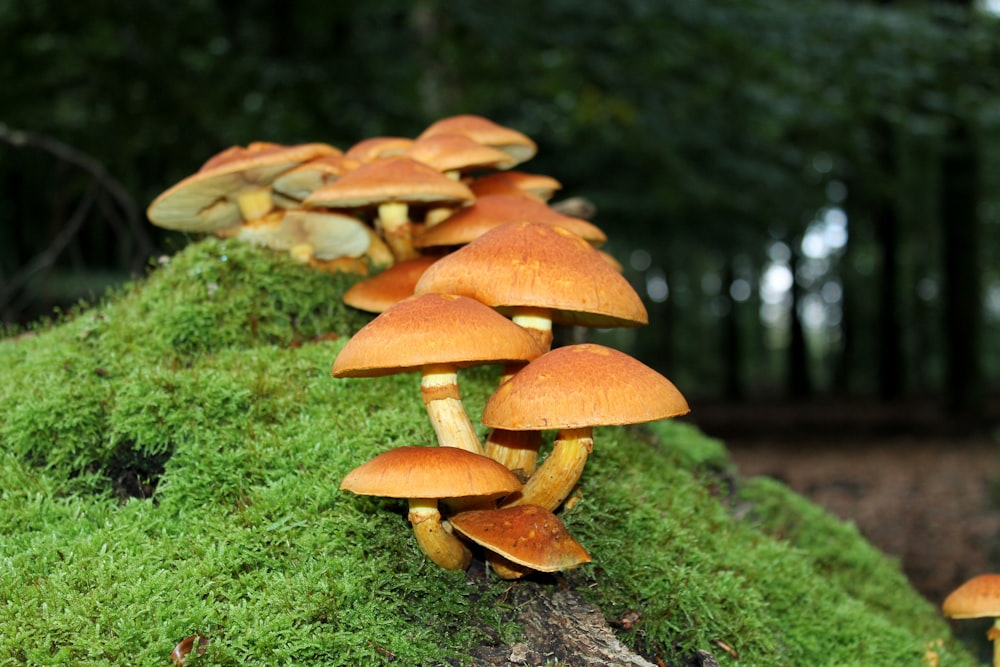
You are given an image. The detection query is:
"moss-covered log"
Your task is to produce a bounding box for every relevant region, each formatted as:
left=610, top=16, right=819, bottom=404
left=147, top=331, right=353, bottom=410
left=0, top=239, right=975, bottom=666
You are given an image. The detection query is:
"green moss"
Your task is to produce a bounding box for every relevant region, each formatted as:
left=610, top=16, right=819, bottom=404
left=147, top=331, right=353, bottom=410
left=0, top=238, right=977, bottom=666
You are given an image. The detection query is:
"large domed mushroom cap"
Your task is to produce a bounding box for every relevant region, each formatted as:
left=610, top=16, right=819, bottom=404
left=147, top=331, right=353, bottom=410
left=482, top=343, right=690, bottom=431
left=332, top=292, right=545, bottom=378
left=304, top=156, right=474, bottom=209
left=414, top=221, right=646, bottom=328
left=943, top=574, right=1000, bottom=619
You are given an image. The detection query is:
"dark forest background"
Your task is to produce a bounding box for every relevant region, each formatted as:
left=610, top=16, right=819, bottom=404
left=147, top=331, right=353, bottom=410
left=2, top=0, right=999, bottom=421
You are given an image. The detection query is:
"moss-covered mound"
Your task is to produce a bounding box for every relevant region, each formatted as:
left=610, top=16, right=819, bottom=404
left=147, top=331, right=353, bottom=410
left=0, top=239, right=974, bottom=666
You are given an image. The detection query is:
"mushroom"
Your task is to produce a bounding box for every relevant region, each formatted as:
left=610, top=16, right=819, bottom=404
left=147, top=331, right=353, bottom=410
left=272, top=154, right=360, bottom=203
left=344, top=136, right=415, bottom=163
left=449, top=504, right=591, bottom=579
left=469, top=171, right=562, bottom=202
left=342, top=256, right=439, bottom=313
left=942, top=573, right=1000, bottom=666
left=482, top=344, right=690, bottom=512
left=332, top=293, right=544, bottom=455
left=340, top=446, right=522, bottom=570
left=280, top=209, right=394, bottom=271
left=413, top=221, right=648, bottom=474
left=147, top=142, right=339, bottom=233
left=418, top=114, right=537, bottom=166
left=412, top=194, right=606, bottom=251
left=303, top=156, right=474, bottom=261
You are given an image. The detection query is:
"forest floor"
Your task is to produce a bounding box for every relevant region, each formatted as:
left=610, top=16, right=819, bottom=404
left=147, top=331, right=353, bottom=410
left=689, top=397, right=1000, bottom=606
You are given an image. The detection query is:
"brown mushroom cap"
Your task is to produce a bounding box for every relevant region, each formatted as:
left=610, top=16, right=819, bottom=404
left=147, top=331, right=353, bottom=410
left=405, top=133, right=516, bottom=174
left=469, top=171, right=562, bottom=201
left=414, top=221, right=646, bottom=328
left=340, top=446, right=522, bottom=500
left=482, top=343, right=690, bottom=430
left=304, top=156, right=475, bottom=210
left=272, top=154, right=361, bottom=201
left=943, top=574, right=1000, bottom=619
left=418, top=114, right=537, bottom=165
left=332, top=292, right=544, bottom=377
left=148, top=142, right=339, bottom=232
left=413, top=194, right=606, bottom=249
left=342, top=256, right=439, bottom=313
left=344, top=136, right=415, bottom=163
left=448, top=504, right=591, bottom=572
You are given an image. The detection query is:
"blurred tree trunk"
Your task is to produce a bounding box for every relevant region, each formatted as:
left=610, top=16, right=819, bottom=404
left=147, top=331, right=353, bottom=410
left=787, top=246, right=812, bottom=399
left=872, top=121, right=904, bottom=401
left=722, top=258, right=743, bottom=400
left=940, top=121, right=983, bottom=418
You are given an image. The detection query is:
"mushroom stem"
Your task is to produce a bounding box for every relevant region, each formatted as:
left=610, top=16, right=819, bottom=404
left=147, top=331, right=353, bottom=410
left=504, top=427, right=593, bottom=511
left=377, top=201, right=419, bottom=260
left=487, top=553, right=530, bottom=580
left=421, top=364, right=485, bottom=455
left=511, top=307, right=553, bottom=351
left=407, top=498, right=472, bottom=571
left=484, top=427, right=541, bottom=479
left=235, top=187, right=275, bottom=222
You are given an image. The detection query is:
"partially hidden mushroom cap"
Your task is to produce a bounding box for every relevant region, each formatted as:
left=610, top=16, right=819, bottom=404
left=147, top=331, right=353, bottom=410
left=304, top=156, right=474, bottom=209
left=470, top=171, right=562, bottom=202
left=482, top=343, right=690, bottom=430
left=342, top=256, right=438, bottom=313
left=272, top=154, right=361, bottom=201
left=414, top=221, right=647, bottom=328
left=942, top=574, right=1000, bottom=619
left=340, top=446, right=521, bottom=500
left=418, top=114, right=537, bottom=165
left=405, top=133, right=516, bottom=174
left=413, top=194, right=606, bottom=249
left=332, top=292, right=544, bottom=378
left=148, top=142, right=339, bottom=232
left=279, top=209, right=388, bottom=262
left=344, top=136, right=415, bottom=163
left=448, top=504, right=591, bottom=572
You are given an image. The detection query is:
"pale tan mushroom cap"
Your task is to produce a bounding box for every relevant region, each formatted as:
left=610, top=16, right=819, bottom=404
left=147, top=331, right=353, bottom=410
left=272, top=154, right=361, bottom=201
left=943, top=574, right=1000, bottom=619
left=418, top=114, right=537, bottom=165
left=414, top=221, right=646, bottom=328
left=332, top=292, right=544, bottom=377
left=340, top=446, right=522, bottom=499
left=147, top=143, right=338, bottom=232
left=342, top=256, right=439, bottom=313
left=280, top=210, right=374, bottom=260
left=482, top=343, right=690, bottom=430
left=449, top=504, right=591, bottom=572
left=413, top=194, right=606, bottom=249
left=304, top=156, right=475, bottom=209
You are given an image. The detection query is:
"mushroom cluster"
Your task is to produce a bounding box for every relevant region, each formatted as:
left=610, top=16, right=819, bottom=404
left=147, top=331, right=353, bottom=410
left=304, top=115, right=691, bottom=577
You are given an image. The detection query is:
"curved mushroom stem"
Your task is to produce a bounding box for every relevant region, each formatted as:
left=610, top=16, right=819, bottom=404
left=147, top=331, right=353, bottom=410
left=235, top=187, right=275, bottom=222
left=503, top=427, right=593, bottom=512
left=408, top=498, right=472, bottom=571
left=377, top=201, right=419, bottom=261
left=421, top=364, right=485, bottom=455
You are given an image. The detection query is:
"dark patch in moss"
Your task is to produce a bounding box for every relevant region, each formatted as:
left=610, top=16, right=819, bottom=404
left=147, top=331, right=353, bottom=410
left=105, top=446, right=170, bottom=502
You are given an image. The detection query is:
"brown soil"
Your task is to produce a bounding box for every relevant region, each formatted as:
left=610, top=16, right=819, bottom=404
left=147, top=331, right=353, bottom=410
left=689, top=398, right=1000, bottom=606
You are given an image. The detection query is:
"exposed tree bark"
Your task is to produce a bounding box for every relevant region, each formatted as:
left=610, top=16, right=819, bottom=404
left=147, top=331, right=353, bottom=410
left=940, top=120, right=983, bottom=418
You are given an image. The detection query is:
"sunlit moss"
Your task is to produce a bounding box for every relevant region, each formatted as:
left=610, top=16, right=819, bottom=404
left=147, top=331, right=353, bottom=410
left=0, top=238, right=976, bottom=666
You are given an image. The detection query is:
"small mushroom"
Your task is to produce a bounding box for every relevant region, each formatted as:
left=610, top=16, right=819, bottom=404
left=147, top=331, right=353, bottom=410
left=304, top=156, right=474, bottom=261
left=448, top=504, right=591, bottom=579
left=340, top=446, right=521, bottom=570
left=332, top=293, right=544, bottom=455
left=418, top=114, right=537, bottom=166
left=942, top=573, right=1000, bottom=666
left=469, top=171, right=562, bottom=202
left=482, top=344, right=690, bottom=512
